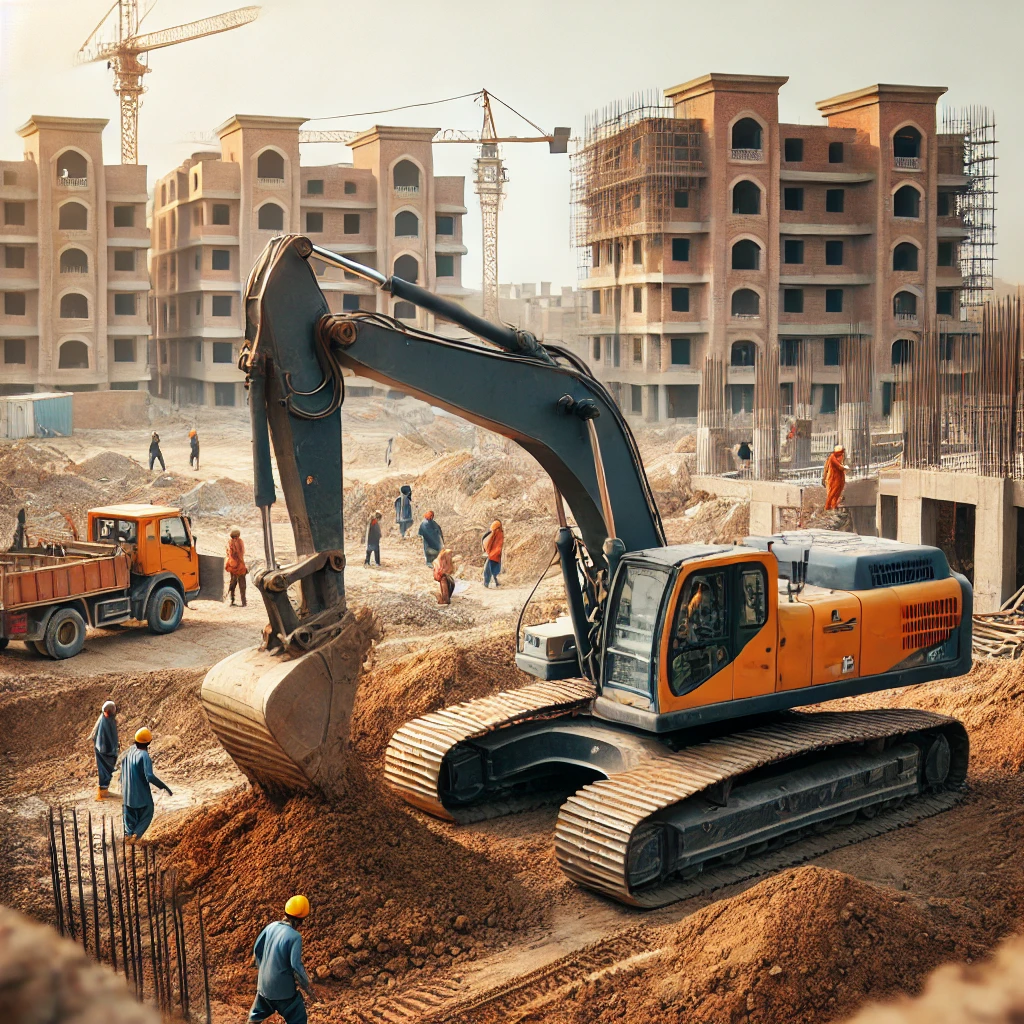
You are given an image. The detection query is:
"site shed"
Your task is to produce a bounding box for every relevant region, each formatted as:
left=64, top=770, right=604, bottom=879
left=0, top=392, right=73, bottom=439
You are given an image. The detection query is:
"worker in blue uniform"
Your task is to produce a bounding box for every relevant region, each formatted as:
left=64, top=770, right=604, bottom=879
left=248, top=895, right=320, bottom=1024
left=120, top=727, right=173, bottom=840
left=417, top=510, right=445, bottom=566
left=89, top=699, right=119, bottom=800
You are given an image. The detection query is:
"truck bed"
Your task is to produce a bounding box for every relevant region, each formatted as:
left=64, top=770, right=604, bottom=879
left=0, top=544, right=131, bottom=610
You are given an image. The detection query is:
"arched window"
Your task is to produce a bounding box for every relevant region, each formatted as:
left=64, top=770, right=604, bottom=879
left=732, top=180, right=762, bottom=215
left=160, top=184, right=167, bottom=207
left=393, top=160, right=420, bottom=191
left=59, top=248, right=88, bottom=274
left=257, top=150, right=285, bottom=180
left=731, top=340, right=756, bottom=366
left=893, top=126, right=922, bottom=160
left=731, top=288, right=760, bottom=316
left=731, top=118, right=762, bottom=152
left=731, top=239, right=761, bottom=271
left=893, top=185, right=920, bottom=218
left=892, top=242, right=919, bottom=272
left=394, top=211, right=419, bottom=237
left=58, top=340, right=89, bottom=368
left=257, top=203, right=284, bottom=231
left=58, top=202, right=87, bottom=230
left=891, top=339, right=913, bottom=366
left=169, top=180, right=176, bottom=202
left=394, top=254, right=419, bottom=282
left=394, top=301, right=417, bottom=319
left=893, top=291, right=918, bottom=318
left=56, top=150, right=87, bottom=182
left=60, top=293, right=89, bottom=319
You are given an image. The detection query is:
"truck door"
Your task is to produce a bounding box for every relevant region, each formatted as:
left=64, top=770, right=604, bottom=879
left=158, top=516, right=199, bottom=593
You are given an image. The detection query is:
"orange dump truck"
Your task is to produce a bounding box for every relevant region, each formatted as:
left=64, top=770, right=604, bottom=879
left=0, top=503, right=205, bottom=659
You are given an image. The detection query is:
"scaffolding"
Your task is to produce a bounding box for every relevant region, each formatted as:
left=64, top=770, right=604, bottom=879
left=940, top=107, right=997, bottom=314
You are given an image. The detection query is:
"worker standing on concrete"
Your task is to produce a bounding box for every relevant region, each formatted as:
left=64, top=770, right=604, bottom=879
left=148, top=432, right=166, bottom=473
left=482, top=520, right=504, bottom=588
left=226, top=526, right=248, bottom=607
left=394, top=485, right=413, bottom=539
left=189, top=429, right=200, bottom=471
left=89, top=699, right=119, bottom=800
left=433, top=547, right=455, bottom=605
left=248, top=895, right=319, bottom=1024
left=120, top=728, right=172, bottom=840
left=823, top=444, right=851, bottom=510
left=736, top=440, right=752, bottom=474
left=418, top=510, right=444, bottom=566
left=364, top=510, right=382, bottom=567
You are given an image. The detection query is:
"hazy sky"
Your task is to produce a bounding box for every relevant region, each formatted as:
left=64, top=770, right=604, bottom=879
left=1, top=0, right=1021, bottom=290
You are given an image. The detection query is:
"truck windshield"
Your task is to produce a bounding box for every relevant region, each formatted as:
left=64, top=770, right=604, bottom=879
left=160, top=517, right=189, bottom=547
left=93, top=518, right=137, bottom=544
left=604, top=564, right=669, bottom=695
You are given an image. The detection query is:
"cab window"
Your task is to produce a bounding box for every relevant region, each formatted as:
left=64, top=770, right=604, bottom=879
left=159, top=517, right=189, bottom=547
left=740, top=569, right=767, bottom=628
left=604, top=564, right=669, bottom=695
left=94, top=518, right=137, bottom=544
left=670, top=571, right=730, bottom=695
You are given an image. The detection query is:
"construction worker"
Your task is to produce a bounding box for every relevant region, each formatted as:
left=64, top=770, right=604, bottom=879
left=482, top=520, right=504, bottom=587
left=189, top=429, right=200, bottom=471
left=148, top=432, right=166, bottom=472
left=418, top=510, right=444, bottom=566
left=226, top=526, right=248, bottom=606
left=364, top=510, right=382, bottom=566
left=89, top=699, right=119, bottom=800
left=120, top=728, right=172, bottom=840
left=249, top=895, right=320, bottom=1024
left=433, top=547, right=455, bottom=605
left=823, top=444, right=851, bottom=510
left=394, top=485, right=413, bottom=539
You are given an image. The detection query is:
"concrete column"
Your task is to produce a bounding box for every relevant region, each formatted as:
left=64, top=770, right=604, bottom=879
left=972, top=477, right=1014, bottom=612
left=791, top=419, right=812, bottom=468
left=749, top=499, right=774, bottom=535
left=697, top=427, right=727, bottom=475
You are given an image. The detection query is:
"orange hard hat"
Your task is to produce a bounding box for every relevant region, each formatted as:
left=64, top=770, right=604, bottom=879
left=425, top=510, right=434, bottom=520
left=135, top=727, right=153, bottom=744
left=285, top=894, right=310, bottom=918
left=189, top=429, right=197, bottom=438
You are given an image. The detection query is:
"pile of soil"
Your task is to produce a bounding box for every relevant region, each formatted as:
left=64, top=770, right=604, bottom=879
left=531, top=866, right=985, bottom=1024
left=173, top=477, right=257, bottom=520
left=72, top=451, right=150, bottom=486
left=664, top=492, right=750, bottom=545
left=361, top=590, right=478, bottom=631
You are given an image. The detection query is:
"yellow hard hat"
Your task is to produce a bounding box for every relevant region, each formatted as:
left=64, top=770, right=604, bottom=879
left=135, top=727, right=153, bottom=744
left=285, top=894, right=310, bottom=918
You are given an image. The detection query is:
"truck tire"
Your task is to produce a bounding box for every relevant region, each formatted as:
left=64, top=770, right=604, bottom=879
left=0, top=638, right=8, bottom=651
left=147, top=586, right=184, bottom=635
left=44, top=608, right=87, bottom=659
left=27, top=640, right=49, bottom=658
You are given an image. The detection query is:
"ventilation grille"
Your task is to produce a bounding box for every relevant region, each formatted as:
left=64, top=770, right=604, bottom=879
left=901, top=596, right=959, bottom=650
left=870, top=558, right=936, bottom=587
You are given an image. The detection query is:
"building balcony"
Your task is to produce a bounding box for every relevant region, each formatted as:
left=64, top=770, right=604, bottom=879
left=731, top=313, right=761, bottom=322
left=894, top=312, right=919, bottom=325
left=730, top=149, right=763, bottom=162
left=59, top=266, right=89, bottom=275
left=257, top=177, right=285, bottom=187
left=394, top=185, right=420, bottom=196
left=893, top=157, right=921, bottom=171
left=57, top=177, right=88, bottom=188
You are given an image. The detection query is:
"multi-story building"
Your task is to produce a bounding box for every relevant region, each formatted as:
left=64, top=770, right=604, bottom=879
left=575, top=74, right=980, bottom=425
left=149, top=116, right=469, bottom=407
left=466, top=281, right=590, bottom=346
left=0, top=116, right=150, bottom=395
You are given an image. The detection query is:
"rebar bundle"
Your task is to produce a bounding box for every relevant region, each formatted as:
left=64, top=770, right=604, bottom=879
left=697, top=355, right=728, bottom=475
left=753, top=343, right=779, bottom=480
left=838, top=333, right=872, bottom=470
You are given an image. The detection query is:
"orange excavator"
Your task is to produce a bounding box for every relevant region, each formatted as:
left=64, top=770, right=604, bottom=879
left=202, top=236, right=971, bottom=907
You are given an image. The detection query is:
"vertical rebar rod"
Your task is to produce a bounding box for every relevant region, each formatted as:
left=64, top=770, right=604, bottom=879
left=101, top=818, right=117, bottom=972
left=71, top=808, right=88, bottom=954
left=86, top=812, right=101, bottom=962
left=47, top=809, right=64, bottom=936
left=57, top=807, right=75, bottom=941
left=130, top=842, right=145, bottom=999
left=197, top=888, right=212, bottom=1024
left=158, top=868, right=174, bottom=1009
left=171, top=870, right=189, bottom=1015
left=109, top=825, right=131, bottom=987
left=141, top=845, right=161, bottom=1009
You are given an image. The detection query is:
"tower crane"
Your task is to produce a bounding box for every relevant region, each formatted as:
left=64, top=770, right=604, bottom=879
left=76, top=0, right=260, bottom=164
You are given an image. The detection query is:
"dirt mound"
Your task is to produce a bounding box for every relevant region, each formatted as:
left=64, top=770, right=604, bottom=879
left=73, top=451, right=149, bottom=485
left=0, top=441, right=73, bottom=489
left=663, top=494, right=750, bottom=545
left=361, top=590, right=478, bottom=631
left=0, top=905, right=158, bottom=1024
left=173, top=477, right=255, bottom=519
left=645, top=452, right=692, bottom=515
left=535, top=867, right=984, bottom=1024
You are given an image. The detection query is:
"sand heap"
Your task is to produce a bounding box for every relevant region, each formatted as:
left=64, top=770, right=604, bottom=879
left=72, top=450, right=150, bottom=486
left=663, top=490, right=751, bottom=545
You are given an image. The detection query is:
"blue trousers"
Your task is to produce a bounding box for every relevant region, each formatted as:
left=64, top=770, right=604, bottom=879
left=249, top=992, right=307, bottom=1024
left=123, top=802, right=154, bottom=839
left=483, top=559, right=501, bottom=586
left=96, top=750, right=117, bottom=788
left=398, top=520, right=411, bottom=538
left=364, top=542, right=380, bottom=565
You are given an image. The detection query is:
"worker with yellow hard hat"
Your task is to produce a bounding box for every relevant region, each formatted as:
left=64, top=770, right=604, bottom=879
left=249, top=895, right=320, bottom=1023
left=120, top=726, right=173, bottom=841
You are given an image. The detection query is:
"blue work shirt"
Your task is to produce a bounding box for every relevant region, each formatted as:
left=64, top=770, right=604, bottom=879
left=418, top=518, right=444, bottom=551
left=91, top=714, right=118, bottom=757
left=253, top=920, right=310, bottom=999
left=120, top=746, right=169, bottom=808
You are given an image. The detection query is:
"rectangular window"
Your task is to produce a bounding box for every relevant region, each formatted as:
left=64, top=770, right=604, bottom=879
left=113, top=249, right=135, bottom=272
left=631, top=384, right=643, bottom=415
left=783, top=188, right=804, bottom=211
left=819, top=383, right=839, bottom=414
left=5, top=292, right=26, bottom=315
left=436, top=215, right=455, bottom=235
left=112, top=205, right=134, bottom=227
left=938, top=241, right=954, bottom=267
left=592, top=337, right=601, bottom=361
left=211, top=249, right=230, bottom=270
left=825, top=188, right=845, bottom=213
left=829, top=141, right=844, bottom=163
left=114, top=293, right=136, bottom=316
left=343, top=213, right=360, bottom=234
left=784, top=137, right=804, bottom=162
left=783, top=288, right=804, bottom=313
left=825, top=240, right=844, bottom=265
left=436, top=254, right=454, bottom=277
left=212, top=341, right=233, bottom=363
left=195, top=296, right=201, bottom=316
left=632, top=239, right=642, bottom=264
left=212, top=204, right=230, bottom=225
left=780, top=338, right=800, bottom=366
left=214, top=382, right=236, bottom=406
left=2, top=171, right=16, bottom=185
left=305, top=212, right=323, bottom=233
left=632, top=286, right=643, bottom=313
left=936, top=289, right=955, bottom=316
left=342, top=294, right=360, bottom=311
left=195, top=250, right=201, bottom=271
left=212, top=295, right=232, bottom=317
left=192, top=205, right=203, bottom=226
left=4, top=201, right=25, bottom=226
left=671, top=287, right=690, bottom=312
left=783, top=239, right=804, bottom=264
left=592, top=290, right=601, bottom=314
left=4, top=338, right=26, bottom=364
left=113, top=338, right=135, bottom=362
left=591, top=242, right=601, bottom=268
left=632, top=337, right=643, bottom=364
left=824, top=338, right=841, bottom=365
left=937, top=193, right=952, bottom=217
left=306, top=178, right=324, bottom=195
left=5, top=245, right=25, bottom=268
left=670, top=337, right=691, bottom=365
left=194, top=341, right=202, bottom=362
left=672, top=237, right=690, bottom=262
left=673, top=189, right=689, bottom=209
left=825, top=288, right=844, bottom=313
left=344, top=181, right=357, bottom=195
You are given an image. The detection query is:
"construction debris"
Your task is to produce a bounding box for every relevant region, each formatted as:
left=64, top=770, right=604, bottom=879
left=972, top=582, right=1024, bottom=659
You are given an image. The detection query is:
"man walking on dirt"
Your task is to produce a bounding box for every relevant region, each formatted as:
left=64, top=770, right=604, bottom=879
left=394, top=485, right=413, bottom=539
left=148, top=432, right=166, bottom=473
left=120, top=727, right=173, bottom=840
left=89, top=699, right=119, bottom=801
left=189, top=429, right=200, bottom=471
left=226, top=527, right=249, bottom=606
left=364, top=510, right=382, bottom=567
left=418, top=510, right=444, bottom=566
left=249, top=895, right=320, bottom=1024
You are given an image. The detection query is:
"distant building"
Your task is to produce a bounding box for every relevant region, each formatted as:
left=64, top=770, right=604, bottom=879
left=466, top=281, right=589, bottom=347
left=0, top=116, right=150, bottom=395
left=149, top=116, right=470, bottom=407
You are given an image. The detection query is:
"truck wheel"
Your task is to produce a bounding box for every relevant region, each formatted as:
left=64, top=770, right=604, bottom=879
left=28, top=640, right=49, bottom=657
left=147, top=586, right=184, bottom=634
left=44, top=608, right=87, bottom=659
left=0, top=638, right=8, bottom=651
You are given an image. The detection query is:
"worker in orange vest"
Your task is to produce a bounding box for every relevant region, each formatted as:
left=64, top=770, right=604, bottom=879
left=823, top=445, right=851, bottom=510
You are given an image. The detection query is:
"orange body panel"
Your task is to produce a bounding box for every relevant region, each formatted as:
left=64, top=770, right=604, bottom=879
left=776, top=601, right=813, bottom=691
left=803, top=590, right=862, bottom=685
left=2, top=551, right=130, bottom=610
